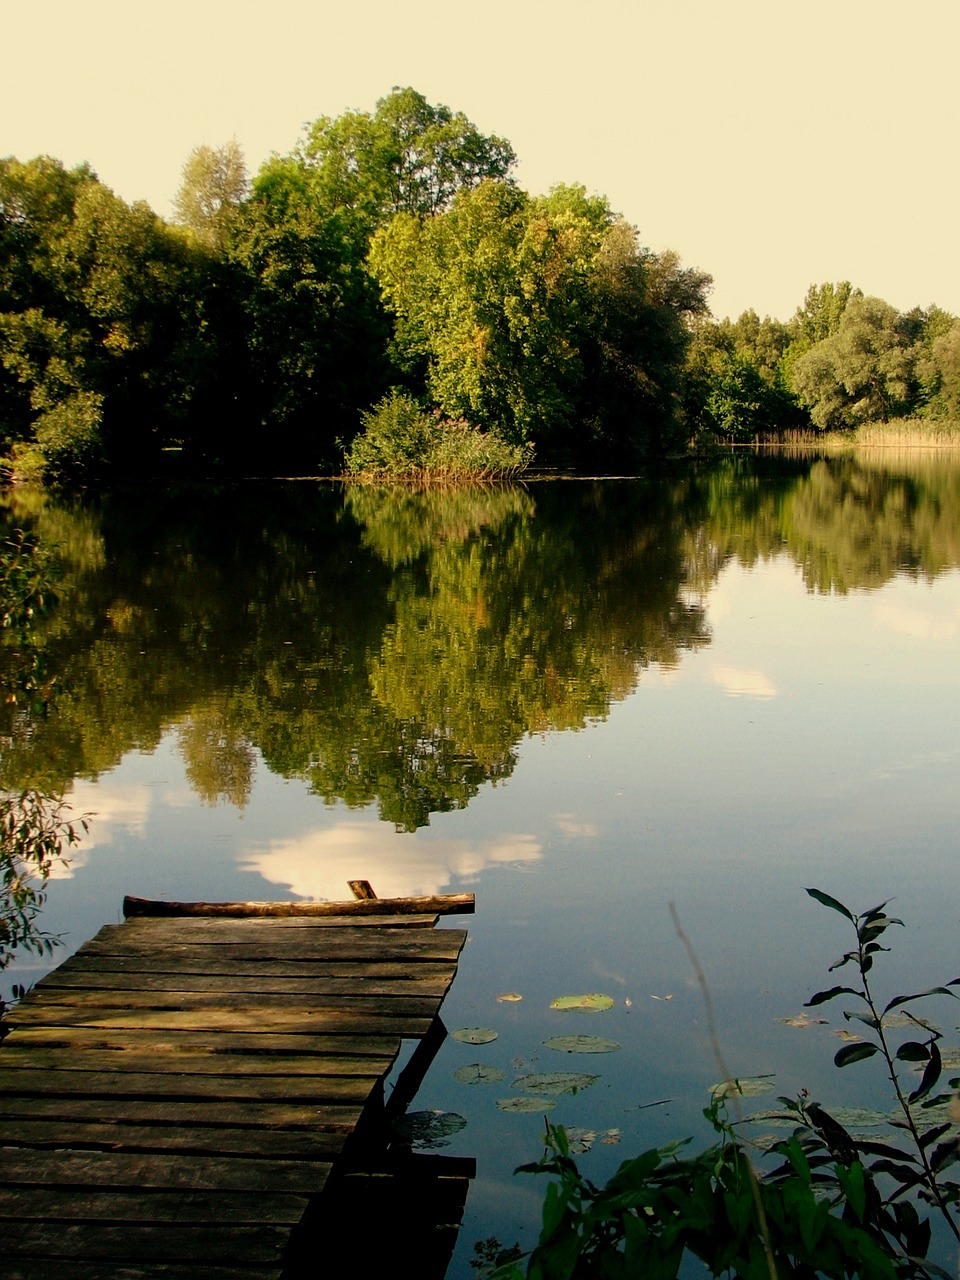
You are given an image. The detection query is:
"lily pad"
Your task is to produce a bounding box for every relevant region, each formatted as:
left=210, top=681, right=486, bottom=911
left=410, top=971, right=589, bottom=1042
left=550, top=993, right=614, bottom=1013
left=452, top=1027, right=498, bottom=1044
left=453, top=1063, right=505, bottom=1084
left=563, top=1127, right=599, bottom=1153
left=496, top=992, right=523, bottom=1003
left=391, top=1109, right=466, bottom=1149
left=497, top=1096, right=556, bottom=1113
left=710, top=1076, right=775, bottom=1099
left=543, top=1035, right=621, bottom=1054
left=513, top=1071, right=598, bottom=1096
left=827, top=1107, right=890, bottom=1128
left=882, top=1013, right=940, bottom=1032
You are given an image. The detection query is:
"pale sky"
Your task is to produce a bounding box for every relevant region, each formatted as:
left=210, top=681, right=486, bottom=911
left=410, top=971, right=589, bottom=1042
left=4, top=0, right=958, bottom=322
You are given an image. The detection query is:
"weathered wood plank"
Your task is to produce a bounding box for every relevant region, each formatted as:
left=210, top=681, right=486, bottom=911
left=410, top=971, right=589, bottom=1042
left=40, top=952, right=461, bottom=980
left=5, top=1264, right=281, bottom=1280
left=2, top=1026, right=404, bottom=1057
left=123, top=893, right=474, bottom=917
left=21, top=988, right=442, bottom=1018
left=0, top=1187, right=309, bottom=1224
left=4, top=1221, right=292, bottom=1263
left=0, top=1148, right=332, bottom=1194
left=78, top=920, right=468, bottom=953
left=0, top=1095, right=364, bottom=1129
left=0, top=1046, right=394, bottom=1078
left=0, top=1067, right=381, bottom=1103
left=7, top=1003, right=435, bottom=1036
left=0, top=1118, right=353, bottom=1159
left=35, top=968, right=453, bottom=998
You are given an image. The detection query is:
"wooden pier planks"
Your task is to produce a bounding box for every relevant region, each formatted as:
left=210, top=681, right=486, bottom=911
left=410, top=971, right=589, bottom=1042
left=0, top=890, right=472, bottom=1279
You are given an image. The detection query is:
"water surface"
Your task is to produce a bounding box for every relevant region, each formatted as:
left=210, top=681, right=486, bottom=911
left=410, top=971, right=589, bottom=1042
left=3, top=451, right=960, bottom=1274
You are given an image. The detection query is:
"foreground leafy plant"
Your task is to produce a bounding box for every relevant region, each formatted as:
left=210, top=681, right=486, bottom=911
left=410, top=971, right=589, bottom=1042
left=1, top=789, right=86, bottom=995
left=802, top=889, right=960, bottom=1246
left=479, top=890, right=960, bottom=1279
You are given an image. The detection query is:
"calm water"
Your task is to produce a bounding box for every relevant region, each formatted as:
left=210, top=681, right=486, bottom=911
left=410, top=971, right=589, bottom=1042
left=3, top=451, right=960, bottom=1273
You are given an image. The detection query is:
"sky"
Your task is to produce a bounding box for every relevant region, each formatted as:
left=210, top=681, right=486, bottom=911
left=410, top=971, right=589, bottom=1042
left=4, top=0, right=958, bottom=322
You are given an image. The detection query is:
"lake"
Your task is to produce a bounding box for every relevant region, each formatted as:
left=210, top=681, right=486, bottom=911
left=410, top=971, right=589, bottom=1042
left=2, top=449, right=960, bottom=1275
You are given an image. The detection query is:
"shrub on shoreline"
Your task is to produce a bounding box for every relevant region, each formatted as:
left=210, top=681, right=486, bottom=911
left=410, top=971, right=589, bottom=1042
left=343, top=391, right=533, bottom=483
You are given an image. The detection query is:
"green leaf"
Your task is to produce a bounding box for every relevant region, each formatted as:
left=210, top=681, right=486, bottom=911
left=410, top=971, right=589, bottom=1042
left=709, top=1075, right=775, bottom=1099
left=543, top=1035, right=621, bottom=1054
left=896, top=1041, right=931, bottom=1062
left=931, top=1137, right=960, bottom=1173
left=805, top=985, right=862, bottom=1007
left=549, top=993, right=614, bottom=1012
left=513, top=1072, right=598, bottom=1096
left=908, top=1041, right=942, bottom=1104
left=824, top=1107, right=891, bottom=1129
left=497, top=1096, right=556, bottom=1113
left=835, top=1160, right=867, bottom=1222
left=453, top=1062, right=505, bottom=1084
left=883, top=987, right=960, bottom=1015
left=805, top=887, right=855, bottom=921
left=844, top=1011, right=880, bottom=1030
left=918, top=1122, right=952, bottom=1150
left=452, top=1026, right=498, bottom=1044
left=834, top=1042, right=880, bottom=1068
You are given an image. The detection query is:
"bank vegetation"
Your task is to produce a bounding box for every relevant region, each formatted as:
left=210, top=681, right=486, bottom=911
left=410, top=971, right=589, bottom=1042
left=2, top=91, right=958, bottom=483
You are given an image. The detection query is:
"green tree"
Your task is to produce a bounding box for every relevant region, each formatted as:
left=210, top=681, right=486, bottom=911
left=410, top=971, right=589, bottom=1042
left=172, top=138, right=248, bottom=252
left=299, top=86, right=516, bottom=235
left=790, top=296, right=916, bottom=430
left=228, top=158, right=390, bottom=468
left=370, top=181, right=709, bottom=465
left=0, top=156, right=235, bottom=477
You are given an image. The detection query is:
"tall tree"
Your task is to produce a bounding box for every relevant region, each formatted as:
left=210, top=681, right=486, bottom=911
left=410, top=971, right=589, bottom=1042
left=0, top=156, right=232, bottom=477
left=227, top=158, right=389, bottom=469
left=790, top=295, right=916, bottom=429
left=298, top=87, right=516, bottom=235
left=369, top=180, right=710, bottom=464
left=172, top=139, right=248, bottom=252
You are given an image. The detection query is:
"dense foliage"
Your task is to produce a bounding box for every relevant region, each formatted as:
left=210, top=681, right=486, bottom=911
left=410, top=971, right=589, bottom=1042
left=2, top=90, right=958, bottom=481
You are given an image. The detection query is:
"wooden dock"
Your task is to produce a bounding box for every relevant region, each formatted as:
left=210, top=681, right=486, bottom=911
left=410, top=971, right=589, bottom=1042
left=0, top=884, right=473, bottom=1279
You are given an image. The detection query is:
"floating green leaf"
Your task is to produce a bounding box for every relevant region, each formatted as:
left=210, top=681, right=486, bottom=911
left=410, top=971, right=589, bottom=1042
left=563, top=1127, right=599, bottom=1154
left=882, top=1013, right=940, bottom=1032
left=391, top=1109, right=466, bottom=1149
left=826, top=1107, right=891, bottom=1129
left=514, top=1071, right=598, bottom=1096
left=497, top=1096, right=555, bottom=1113
left=557, top=1126, right=618, bottom=1153
left=496, top=992, right=523, bottom=1002
left=710, top=1076, right=775, bottom=1099
left=550, top=994, right=614, bottom=1013
left=452, top=1027, right=498, bottom=1044
left=543, top=1035, right=621, bottom=1054
left=453, top=1063, right=505, bottom=1084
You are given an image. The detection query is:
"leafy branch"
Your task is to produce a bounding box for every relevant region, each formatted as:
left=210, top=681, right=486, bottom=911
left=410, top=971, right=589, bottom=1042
left=803, top=888, right=960, bottom=1242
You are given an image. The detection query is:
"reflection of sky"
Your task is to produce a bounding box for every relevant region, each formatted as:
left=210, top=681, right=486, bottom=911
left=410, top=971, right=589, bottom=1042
left=239, top=822, right=541, bottom=900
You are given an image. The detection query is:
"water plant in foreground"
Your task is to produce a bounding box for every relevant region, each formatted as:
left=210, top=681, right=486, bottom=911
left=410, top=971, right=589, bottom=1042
left=476, top=890, right=960, bottom=1279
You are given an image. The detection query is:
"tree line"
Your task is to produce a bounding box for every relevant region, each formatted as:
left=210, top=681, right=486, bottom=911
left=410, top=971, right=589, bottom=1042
left=2, top=89, right=958, bottom=482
